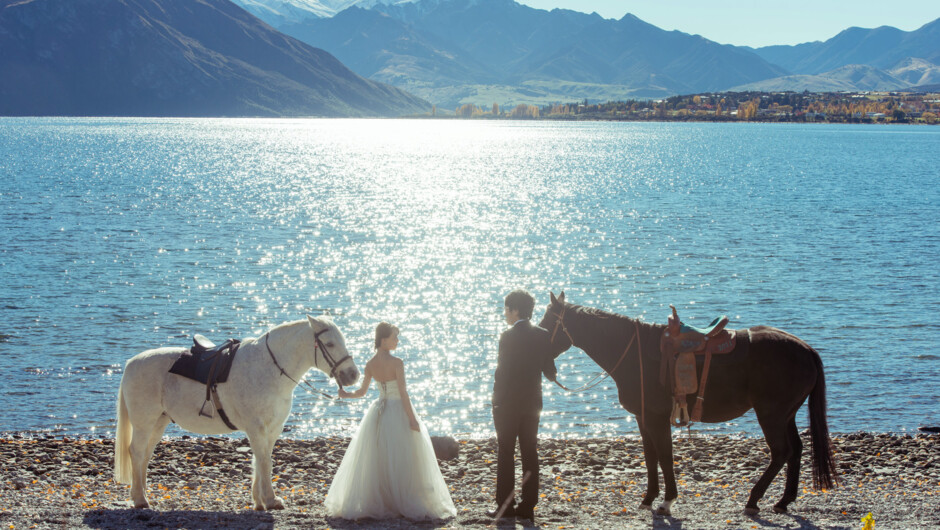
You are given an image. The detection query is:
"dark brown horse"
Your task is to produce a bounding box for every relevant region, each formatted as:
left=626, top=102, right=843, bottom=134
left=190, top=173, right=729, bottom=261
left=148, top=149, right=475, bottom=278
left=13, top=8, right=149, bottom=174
left=538, top=292, right=838, bottom=516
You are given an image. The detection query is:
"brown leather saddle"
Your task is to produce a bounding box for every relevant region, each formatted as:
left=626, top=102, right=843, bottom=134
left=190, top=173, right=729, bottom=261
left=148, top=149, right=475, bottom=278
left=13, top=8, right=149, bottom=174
left=660, top=305, right=736, bottom=427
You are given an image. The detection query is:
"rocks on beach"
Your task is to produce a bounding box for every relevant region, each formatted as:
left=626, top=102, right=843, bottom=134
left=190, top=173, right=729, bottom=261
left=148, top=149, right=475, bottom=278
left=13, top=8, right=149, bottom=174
left=1, top=432, right=938, bottom=529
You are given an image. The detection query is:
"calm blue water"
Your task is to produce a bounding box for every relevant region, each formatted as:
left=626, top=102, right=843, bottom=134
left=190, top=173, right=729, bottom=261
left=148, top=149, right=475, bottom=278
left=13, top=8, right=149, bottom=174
left=1, top=118, right=937, bottom=439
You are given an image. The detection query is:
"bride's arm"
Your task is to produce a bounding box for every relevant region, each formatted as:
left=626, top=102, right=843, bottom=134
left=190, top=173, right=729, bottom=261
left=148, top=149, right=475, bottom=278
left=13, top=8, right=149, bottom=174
left=395, top=359, right=421, bottom=431
left=339, top=363, right=372, bottom=399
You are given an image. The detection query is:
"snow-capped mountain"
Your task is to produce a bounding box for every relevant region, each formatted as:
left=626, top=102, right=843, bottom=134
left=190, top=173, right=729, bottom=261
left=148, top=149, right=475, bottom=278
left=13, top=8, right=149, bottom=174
left=231, top=0, right=414, bottom=26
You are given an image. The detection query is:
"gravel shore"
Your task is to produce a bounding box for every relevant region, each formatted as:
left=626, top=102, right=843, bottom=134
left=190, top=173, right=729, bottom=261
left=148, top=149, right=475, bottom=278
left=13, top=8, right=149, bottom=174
left=1, top=432, right=937, bottom=529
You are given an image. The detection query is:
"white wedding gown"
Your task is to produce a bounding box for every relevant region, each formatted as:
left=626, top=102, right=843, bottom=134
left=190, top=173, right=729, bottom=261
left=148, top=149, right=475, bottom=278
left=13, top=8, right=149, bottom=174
left=324, top=379, right=457, bottom=520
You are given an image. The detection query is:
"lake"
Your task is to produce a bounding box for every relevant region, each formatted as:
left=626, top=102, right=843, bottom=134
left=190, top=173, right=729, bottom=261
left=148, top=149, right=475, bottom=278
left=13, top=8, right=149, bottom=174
left=1, top=118, right=937, bottom=439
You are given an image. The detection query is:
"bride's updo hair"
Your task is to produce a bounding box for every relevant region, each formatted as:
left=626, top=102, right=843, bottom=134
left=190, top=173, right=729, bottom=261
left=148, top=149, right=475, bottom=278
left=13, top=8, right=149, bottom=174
left=374, top=322, right=399, bottom=350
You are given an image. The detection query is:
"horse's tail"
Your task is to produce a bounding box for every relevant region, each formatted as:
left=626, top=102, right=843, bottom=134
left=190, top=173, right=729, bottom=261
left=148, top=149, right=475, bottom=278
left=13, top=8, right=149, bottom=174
left=114, top=374, right=133, bottom=484
left=808, top=347, right=839, bottom=490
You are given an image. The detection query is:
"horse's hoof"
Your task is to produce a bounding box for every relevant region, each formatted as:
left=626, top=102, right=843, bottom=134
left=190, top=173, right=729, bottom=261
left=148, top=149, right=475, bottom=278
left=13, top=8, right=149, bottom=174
left=266, top=497, right=285, bottom=510
left=254, top=504, right=265, bottom=511
left=639, top=503, right=652, bottom=511
left=773, top=505, right=788, bottom=514
left=133, top=499, right=150, bottom=510
left=744, top=506, right=759, bottom=516
left=656, top=499, right=674, bottom=516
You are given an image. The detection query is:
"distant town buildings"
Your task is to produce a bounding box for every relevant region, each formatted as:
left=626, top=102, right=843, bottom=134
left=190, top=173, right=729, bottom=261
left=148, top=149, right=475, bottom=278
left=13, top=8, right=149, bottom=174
left=449, top=91, right=940, bottom=124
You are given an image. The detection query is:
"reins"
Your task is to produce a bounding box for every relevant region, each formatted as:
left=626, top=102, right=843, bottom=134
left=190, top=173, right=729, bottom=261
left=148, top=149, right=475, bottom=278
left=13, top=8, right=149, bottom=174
left=264, top=332, right=345, bottom=400
left=550, top=308, right=646, bottom=429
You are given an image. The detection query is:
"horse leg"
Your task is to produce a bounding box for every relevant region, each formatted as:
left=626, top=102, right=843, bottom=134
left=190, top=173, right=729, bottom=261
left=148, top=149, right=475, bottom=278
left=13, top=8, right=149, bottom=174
left=638, top=429, right=660, bottom=510
left=247, top=430, right=284, bottom=510
left=651, top=420, right=678, bottom=516
left=250, top=446, right=263, bottom=510
left=745, top=415, right=792, bottom=515
left=129, top=415, right=169, bottom=509
left=773, top=417, right=803, bottom=514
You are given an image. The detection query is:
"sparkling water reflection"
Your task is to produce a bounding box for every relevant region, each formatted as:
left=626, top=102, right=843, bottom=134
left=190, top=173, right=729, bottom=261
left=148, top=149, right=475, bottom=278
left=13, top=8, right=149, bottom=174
left=0, top=118, right=937, bottom=439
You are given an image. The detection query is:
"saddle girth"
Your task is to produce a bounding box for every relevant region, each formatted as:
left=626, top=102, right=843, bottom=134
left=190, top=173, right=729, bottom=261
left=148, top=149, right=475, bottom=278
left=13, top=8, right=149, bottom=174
left=659, top=305, right=736, bottom=427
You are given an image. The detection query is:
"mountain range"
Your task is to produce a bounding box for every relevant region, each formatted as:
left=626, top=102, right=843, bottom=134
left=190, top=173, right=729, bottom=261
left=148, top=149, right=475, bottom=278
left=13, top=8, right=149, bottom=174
left=274, top=0, right=788, bottom=106
left=3, top=0, right=938, bottom=116
left=751, top=21, right=940, bottom=74
left=0, top=0, right=429, bottom=117
left=240, top=0, right=940, bottom=107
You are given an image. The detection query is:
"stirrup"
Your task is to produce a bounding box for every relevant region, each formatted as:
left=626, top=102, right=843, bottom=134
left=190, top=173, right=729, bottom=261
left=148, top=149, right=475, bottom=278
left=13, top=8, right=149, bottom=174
left=198, top=400, right=214, bottom=419
left=670, top=400, right=690, bottom=428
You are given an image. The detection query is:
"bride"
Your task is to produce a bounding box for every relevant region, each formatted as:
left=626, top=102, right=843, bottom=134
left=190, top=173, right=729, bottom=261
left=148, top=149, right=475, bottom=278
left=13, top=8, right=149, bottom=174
left=324, top=322, right=457, bottom=520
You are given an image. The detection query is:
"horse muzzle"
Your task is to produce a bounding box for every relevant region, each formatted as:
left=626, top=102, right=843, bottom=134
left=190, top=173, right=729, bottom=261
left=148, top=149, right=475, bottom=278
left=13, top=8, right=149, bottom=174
left=336, top=365, right=360, bottom=387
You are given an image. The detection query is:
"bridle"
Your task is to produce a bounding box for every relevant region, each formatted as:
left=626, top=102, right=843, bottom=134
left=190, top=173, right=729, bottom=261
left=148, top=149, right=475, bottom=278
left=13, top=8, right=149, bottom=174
left=264, top=327, right=352, bottom=400
left=548, top=303, right=646, bottom=428
left=549, top=304, right=576, bottom=346
left=312, top=327, right=353, bottom=380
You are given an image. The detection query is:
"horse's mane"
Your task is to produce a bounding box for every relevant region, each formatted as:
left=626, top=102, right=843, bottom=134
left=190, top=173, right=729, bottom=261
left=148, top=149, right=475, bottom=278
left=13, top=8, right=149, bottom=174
left=568, top=304, right=635, bottom=340
left=566, top=303, right=663, bottom=355
left=571, top=304, right=640, bottom=328
left=575, top=304, right=630, bottom=320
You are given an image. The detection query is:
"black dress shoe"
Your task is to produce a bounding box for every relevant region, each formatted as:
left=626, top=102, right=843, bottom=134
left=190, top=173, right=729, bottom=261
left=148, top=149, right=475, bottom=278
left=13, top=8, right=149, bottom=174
left=486, top=506, right=516, bottom=518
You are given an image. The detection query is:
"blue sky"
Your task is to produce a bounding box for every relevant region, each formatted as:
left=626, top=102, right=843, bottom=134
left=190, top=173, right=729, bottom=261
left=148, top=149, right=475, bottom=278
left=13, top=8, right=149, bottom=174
left=516, top=0, right=940, bottom=48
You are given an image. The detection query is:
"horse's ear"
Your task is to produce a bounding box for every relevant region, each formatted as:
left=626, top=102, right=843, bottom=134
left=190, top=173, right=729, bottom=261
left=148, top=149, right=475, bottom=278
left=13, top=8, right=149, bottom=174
left=558, top=291, right=565, bottom=303
left=550, top=291, right=558, bottom=305
left=306, top=315, right=320, bottom=328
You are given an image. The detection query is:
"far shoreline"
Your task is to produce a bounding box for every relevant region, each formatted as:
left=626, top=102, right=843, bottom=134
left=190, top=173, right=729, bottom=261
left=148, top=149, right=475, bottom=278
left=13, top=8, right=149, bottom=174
left=414, top=89, right=940, bottom=125
left=405, top=114, right=940, bottom=125
left=3, top=89, right=939, bottom=125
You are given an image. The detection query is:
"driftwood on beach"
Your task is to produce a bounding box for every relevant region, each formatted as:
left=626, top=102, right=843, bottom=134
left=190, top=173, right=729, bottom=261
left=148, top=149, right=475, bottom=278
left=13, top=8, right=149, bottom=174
left=1, top=433, right=938, bottom=529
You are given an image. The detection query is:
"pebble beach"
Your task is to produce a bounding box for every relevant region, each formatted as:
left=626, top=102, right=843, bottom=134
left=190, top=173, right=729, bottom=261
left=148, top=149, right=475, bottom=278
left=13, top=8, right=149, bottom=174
left=1, top=432, right=938, bottom=529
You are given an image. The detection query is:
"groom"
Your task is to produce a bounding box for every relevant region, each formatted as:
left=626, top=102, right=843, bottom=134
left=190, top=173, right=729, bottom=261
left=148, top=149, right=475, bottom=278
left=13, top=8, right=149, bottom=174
left=488, top=290, right=557, bottom=522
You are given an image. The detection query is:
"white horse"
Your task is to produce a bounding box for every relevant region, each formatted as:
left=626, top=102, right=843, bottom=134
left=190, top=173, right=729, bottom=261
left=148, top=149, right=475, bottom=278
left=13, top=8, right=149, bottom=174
left=114, top=316, right=359, bottom=510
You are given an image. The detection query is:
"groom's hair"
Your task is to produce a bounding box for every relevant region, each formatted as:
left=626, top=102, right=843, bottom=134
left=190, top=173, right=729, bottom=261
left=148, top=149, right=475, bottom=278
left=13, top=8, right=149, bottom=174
left=504, top=290, right=535, bottom=320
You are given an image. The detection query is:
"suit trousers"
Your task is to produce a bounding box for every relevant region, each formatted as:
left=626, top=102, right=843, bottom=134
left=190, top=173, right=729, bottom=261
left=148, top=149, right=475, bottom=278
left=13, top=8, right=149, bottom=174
left=492, top=405, right=540, bottom=511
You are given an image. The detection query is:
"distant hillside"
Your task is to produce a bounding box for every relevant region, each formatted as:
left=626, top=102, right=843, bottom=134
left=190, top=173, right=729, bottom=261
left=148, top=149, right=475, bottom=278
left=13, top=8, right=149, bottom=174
left=731, top=64, right=913, bottom=93
left=510, top=13, right=785, bottom=92
left=277, top=0, right=787, bottom=107
left=282, top=7, right=496, bottom=87
left=730, top=59, right=940, bottom=93
left=902, top=83, right=940, bottom=92
left=752, top=18, right=940, bottom=75
left=0, top=0, right=429, bottom=117
left=889, top=57, right=940, bottom=86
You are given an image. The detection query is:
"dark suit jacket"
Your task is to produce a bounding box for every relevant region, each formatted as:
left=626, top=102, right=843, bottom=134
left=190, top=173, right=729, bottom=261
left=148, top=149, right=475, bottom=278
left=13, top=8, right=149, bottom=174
left=492, top=319, right=557, bottom=412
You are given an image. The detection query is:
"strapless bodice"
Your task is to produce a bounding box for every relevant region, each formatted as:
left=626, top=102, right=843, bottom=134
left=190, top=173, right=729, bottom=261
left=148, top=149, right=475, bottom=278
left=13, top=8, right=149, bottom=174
left=377, top=379, right=401, bottom=400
